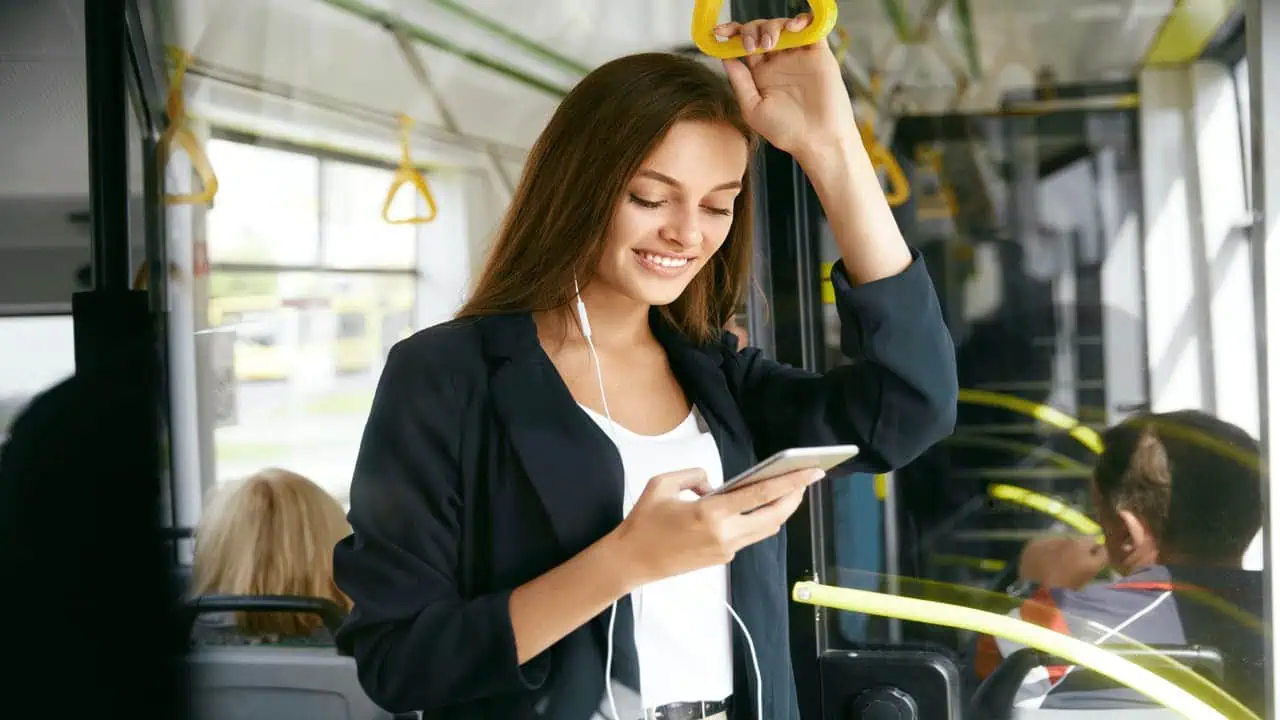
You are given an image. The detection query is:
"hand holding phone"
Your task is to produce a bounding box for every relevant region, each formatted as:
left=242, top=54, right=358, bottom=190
left=706, top=445, right=860, bottom=497
left=615, top=466, right=824, bottom=584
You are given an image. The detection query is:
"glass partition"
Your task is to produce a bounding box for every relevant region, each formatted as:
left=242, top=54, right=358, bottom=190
left=811, top=89, right=1266, bottom=717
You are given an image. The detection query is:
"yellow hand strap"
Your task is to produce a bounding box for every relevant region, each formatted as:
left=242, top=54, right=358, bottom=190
left=381, top=113, right=438, bottom=225
left=160, top=47, right=218, bottom=206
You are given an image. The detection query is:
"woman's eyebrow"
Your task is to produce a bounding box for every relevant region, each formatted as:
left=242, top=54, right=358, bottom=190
left=636, top=168, right=741, bottom=192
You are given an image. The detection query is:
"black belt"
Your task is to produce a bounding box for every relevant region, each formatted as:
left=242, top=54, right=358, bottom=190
left=642, top=697, right=732, bottom=720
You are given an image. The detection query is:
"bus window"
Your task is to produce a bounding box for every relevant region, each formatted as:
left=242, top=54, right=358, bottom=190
left=200, top=137, right=426, bottom=504
left=0, top=315, right=75, bottom=444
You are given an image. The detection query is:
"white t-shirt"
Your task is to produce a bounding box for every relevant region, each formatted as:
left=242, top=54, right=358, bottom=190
left=579, top=404, right=734, bottom=709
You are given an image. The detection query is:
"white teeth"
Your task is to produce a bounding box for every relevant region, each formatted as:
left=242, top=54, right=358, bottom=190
left=640, top=252, right=691, bottom=268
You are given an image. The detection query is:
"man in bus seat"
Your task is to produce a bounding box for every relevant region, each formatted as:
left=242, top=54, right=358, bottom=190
left=969, top=410, right=1265, bottom=714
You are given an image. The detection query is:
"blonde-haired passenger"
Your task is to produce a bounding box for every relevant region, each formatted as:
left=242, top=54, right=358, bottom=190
left=190, top=468, right=352, bottom=645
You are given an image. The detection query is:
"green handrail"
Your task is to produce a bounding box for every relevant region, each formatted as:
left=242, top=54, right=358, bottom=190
left=317, top=0, right=569, bottom=98
left=879, top=0, right=913, bottom=42
left=424, top=0, right=592, bottom=76
left=952, top=0, right=982, bottom=79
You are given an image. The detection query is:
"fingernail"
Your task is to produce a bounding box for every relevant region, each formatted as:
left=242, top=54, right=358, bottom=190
left=809, top=470, right=826, bottom=483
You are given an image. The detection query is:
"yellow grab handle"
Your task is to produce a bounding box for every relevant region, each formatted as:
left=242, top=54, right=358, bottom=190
left=131, top=261, right=181, bottom=291
left=382, top=113, right=438, bottom=225
left=691, top=0, right=839, bottom=59
left=161, top=47, right=218, bottom=206
left=161, top=123, right=219, bottom=206
left=857, top=120, right=910, bottom=207
left=792, top=582, right=1255, bottom=720
left=867, top=142, right=910, bottom=206
left=914, top=145, right=958, bottom=219
left=382, top=167, right=439, bottom=225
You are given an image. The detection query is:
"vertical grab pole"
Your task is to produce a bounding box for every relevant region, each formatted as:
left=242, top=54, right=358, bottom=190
left=1246, top=0, right=1280, bottom=717
left=84, top=0, right=131, bottom=293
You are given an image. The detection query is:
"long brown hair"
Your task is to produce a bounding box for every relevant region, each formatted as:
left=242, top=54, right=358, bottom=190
left=457, top=52, right=757, bottom=344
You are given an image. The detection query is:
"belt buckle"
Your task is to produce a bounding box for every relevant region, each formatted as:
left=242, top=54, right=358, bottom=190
left=642, top=701, right=712, bottom=720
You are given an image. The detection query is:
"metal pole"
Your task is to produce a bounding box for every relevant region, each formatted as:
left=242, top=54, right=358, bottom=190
left=1246, top=0, right=1280, bottom=716
left=391, top=28, right=516, bottom=200
left=84, top=0, right=132, bottom=292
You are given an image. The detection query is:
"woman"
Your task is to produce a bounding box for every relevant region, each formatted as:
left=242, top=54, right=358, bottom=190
left=191, top=468, right=353, bottom=644
left=334, top=14, right=957, bottom=720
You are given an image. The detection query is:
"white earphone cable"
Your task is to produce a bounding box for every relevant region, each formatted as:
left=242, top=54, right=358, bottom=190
left=574, top=279, right=763, bottom=720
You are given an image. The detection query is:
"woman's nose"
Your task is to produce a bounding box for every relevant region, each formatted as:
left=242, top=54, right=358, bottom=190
left=659, top=206, right=702, bottom=247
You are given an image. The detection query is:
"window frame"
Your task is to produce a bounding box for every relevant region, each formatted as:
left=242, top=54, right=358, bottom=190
left=206, top=127, right=424, bottom=276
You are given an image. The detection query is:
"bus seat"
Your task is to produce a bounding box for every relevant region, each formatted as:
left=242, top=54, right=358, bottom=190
left=970, top=645, right=1225, bottom=719
left=188, top=645, right=396, bottom=720
left=183, top=595, right=414, bottom=719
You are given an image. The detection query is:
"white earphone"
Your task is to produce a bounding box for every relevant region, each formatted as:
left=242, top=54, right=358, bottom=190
left=572, top=278, right=763, bottom=720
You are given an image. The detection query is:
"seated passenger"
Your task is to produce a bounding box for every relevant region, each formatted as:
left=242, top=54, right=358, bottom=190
left=190, top=467, right=353, bottom=646
left=973, top=410, right=1264, bottom=712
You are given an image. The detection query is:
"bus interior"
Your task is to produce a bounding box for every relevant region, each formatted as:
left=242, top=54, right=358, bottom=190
left=1, top=0, right=1277, bottom=718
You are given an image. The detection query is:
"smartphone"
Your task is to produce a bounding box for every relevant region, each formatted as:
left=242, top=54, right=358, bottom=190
left=707, top=445, right=860, bottom=496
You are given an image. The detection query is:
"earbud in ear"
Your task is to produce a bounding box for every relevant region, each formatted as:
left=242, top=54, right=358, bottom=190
left=573, top=275, right=591, bottom=338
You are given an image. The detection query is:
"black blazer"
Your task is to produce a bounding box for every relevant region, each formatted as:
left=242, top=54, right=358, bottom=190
left=333, top=251, right=958, bottom=720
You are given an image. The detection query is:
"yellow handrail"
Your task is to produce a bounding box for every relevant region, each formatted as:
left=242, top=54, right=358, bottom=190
left=792, top=581, right=1256, bottom=720
left=691, top=0, right=838, bottom=59
left=958, top=388, right=1104, bottom=454
left=160, top=47, right=218, bottom=206
left=988, top=483, right=1102, bottom=537
left=381, top=113, right=438, bottom=225
left=942, top=434, right=1091, bottom=471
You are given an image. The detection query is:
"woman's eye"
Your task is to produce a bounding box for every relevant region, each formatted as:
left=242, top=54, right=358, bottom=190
left=628, top=194, right=663, bottom=208
left=702, top=206, right=732, bottom=217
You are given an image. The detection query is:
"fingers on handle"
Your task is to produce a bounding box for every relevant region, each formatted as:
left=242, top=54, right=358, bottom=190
left=712, top=22, right=741, bottom=39
left=713, top=14, right=813, bottom=39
